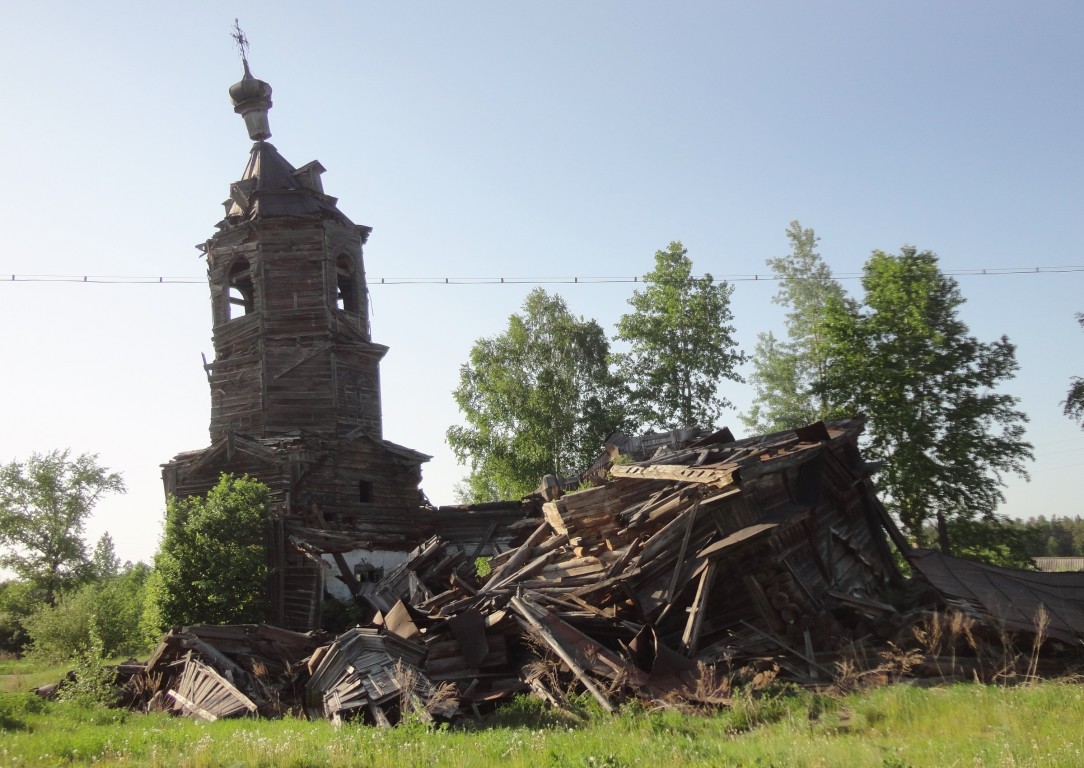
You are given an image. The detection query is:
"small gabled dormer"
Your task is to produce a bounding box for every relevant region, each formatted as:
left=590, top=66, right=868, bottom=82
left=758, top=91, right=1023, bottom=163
left=294, top=161, right=326, bottom=194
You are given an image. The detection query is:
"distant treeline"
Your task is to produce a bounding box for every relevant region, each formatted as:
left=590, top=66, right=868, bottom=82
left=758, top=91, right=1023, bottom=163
left=927, top=516, right=1084, bottom=566
left=1009, top=516, right=1084, bottom=558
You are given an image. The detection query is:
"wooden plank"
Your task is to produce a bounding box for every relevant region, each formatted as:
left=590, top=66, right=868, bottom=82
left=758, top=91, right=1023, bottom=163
left=699, top=523, right=777, bottom=559
left=681, top=560, right=717, bottom=656
left=479, top=521, right=552, bottom=591
left=738, top=620, right=834, bottom=679
left=665, top=494, right=702, bottom=603
left=168, top=689, right=219, bottom=721
left=611, top=463, right=737, bottom=487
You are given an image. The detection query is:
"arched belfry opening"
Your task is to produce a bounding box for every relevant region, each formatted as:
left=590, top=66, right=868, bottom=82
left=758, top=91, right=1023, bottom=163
left=227, top=258, right=255, bottom=319
left=335, top=255, right=359, bottom=314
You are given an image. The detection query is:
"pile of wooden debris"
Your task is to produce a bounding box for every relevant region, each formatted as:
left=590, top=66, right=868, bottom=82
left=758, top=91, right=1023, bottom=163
left=100, top=419, right=1084, bottom=723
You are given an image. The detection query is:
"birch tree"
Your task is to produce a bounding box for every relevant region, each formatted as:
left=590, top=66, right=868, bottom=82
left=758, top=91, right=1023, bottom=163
left=0, top=450, right=125, bottom=604
left=614, top=242, right=745, bottom=430
left=447, top=289, right=625, bottom=502
left=743, top=222, right=851, bottom=433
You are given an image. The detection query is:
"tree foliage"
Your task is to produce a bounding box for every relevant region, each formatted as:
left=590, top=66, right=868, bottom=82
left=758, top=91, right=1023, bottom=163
left=743, top=222, right=851, bottom=433
left=0, top=450, right=125, bottom=605
left=0, top=579, right=42, bottom=653
left=1063, top=314, right=1084, bottom=427
left=615, top=241, right=745, bottom=430
left=820, top=246, right=1033, bottom=551
left=89, top=533, right=121, bottom=582
left=447, top=289, right=625, bottom=502
left=144, top=474, right=271, bottom=635
left=24, top=563, right=151, bottom=663
left=925, top=517, right=1035, bottom=569
left=1011, top=515, right=1084, bottom=558
left=938, top=515, right=1084, bottom=564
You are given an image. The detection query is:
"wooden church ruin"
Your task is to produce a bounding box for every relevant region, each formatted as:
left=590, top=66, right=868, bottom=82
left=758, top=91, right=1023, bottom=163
left=142, top=60, right=1084, bottom=721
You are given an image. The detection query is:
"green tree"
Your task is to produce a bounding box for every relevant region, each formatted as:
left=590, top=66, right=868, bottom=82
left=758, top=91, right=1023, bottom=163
left=743, top=222, right=852, bottom=433
left=447, top=289, right=625, bottom=502
left=92, top=563, right=151, bottom=657
left=922, top=518, right=1034, bottom=569
left=0, top=450, right=125, bottom=605
left=615, top=241, right=745, bottom=430
left=821, top=246, right=1033, bottom=552
left=1063, top=314, right=1084, bottom=427
left=144, top=474, right=271, bottom=634
left=89, top=533, right=121, bottom=581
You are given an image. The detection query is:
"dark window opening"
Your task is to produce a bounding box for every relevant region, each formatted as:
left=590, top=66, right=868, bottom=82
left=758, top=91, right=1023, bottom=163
left=228, top=258, right=255, bottom=319
left=336, top=255, right=359, bottom=313
left=359, top=479, right=374, bottom=503
left=354, top=562, right=384, bottom=583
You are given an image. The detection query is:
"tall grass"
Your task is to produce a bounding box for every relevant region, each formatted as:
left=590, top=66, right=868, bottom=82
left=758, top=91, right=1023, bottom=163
left=1, top=682, right=1082, bottom=767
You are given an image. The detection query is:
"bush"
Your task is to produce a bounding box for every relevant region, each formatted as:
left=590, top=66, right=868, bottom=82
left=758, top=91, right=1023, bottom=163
left=23, top=587, right=95, bottom=663
left=0, top=579, right=44, bottom=654
left=144, top=474, right=272, bottom=635
left=24, top=564, right=151, bottom=664
left=58, top=639, right=119, bottom=706
left=0, top=690, right=48, bottom=730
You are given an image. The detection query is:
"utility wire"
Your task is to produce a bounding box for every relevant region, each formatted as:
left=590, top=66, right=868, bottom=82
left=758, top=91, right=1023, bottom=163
left=5, top=265, right=1084, bottom=286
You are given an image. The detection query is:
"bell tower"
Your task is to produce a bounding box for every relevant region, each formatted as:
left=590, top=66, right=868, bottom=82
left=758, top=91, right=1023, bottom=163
left=201, top=62, right=387, bottom=442
left=163, top=39, right=437, bottom=630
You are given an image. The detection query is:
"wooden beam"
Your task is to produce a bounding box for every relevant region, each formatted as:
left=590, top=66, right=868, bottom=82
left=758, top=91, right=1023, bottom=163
left=610, top=463, right=738, bottom=487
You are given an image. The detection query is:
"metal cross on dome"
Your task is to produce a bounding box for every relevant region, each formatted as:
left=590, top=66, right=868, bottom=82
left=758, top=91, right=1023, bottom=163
left=231, top=19, right=251, bottom=71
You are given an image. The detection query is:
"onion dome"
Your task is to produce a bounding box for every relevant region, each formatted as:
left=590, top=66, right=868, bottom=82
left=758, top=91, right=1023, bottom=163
left=229, top=61, right=273, bottom=141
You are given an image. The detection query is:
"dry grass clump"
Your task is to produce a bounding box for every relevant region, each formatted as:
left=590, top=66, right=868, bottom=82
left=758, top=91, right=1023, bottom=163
left=392, top=659, right=459, bottom=722
left=830, top=604, right=1069, bottom=694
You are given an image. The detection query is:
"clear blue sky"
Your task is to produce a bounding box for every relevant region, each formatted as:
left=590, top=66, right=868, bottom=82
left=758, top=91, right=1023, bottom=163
left=1, top=1, right=1081, bottom=565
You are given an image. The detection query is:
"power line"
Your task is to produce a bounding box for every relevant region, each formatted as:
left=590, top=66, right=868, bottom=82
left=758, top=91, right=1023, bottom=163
left=4, top=265, right=1084, bottom=287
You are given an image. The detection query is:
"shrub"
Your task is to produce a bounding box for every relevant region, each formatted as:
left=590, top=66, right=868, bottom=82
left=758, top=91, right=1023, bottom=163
left=0, top=579, right=44, bottom=654
left=0, top=690, right=48, bottom=730
left=24, top=564, right=151, bottom=664
left=144, top=474, right=272, bottom=634
left=58, top=638, right=119, bottom=707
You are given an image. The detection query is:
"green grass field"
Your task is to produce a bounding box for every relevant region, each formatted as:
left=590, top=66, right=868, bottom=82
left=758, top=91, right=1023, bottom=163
left=1, top=680, right=1082, bottom=767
